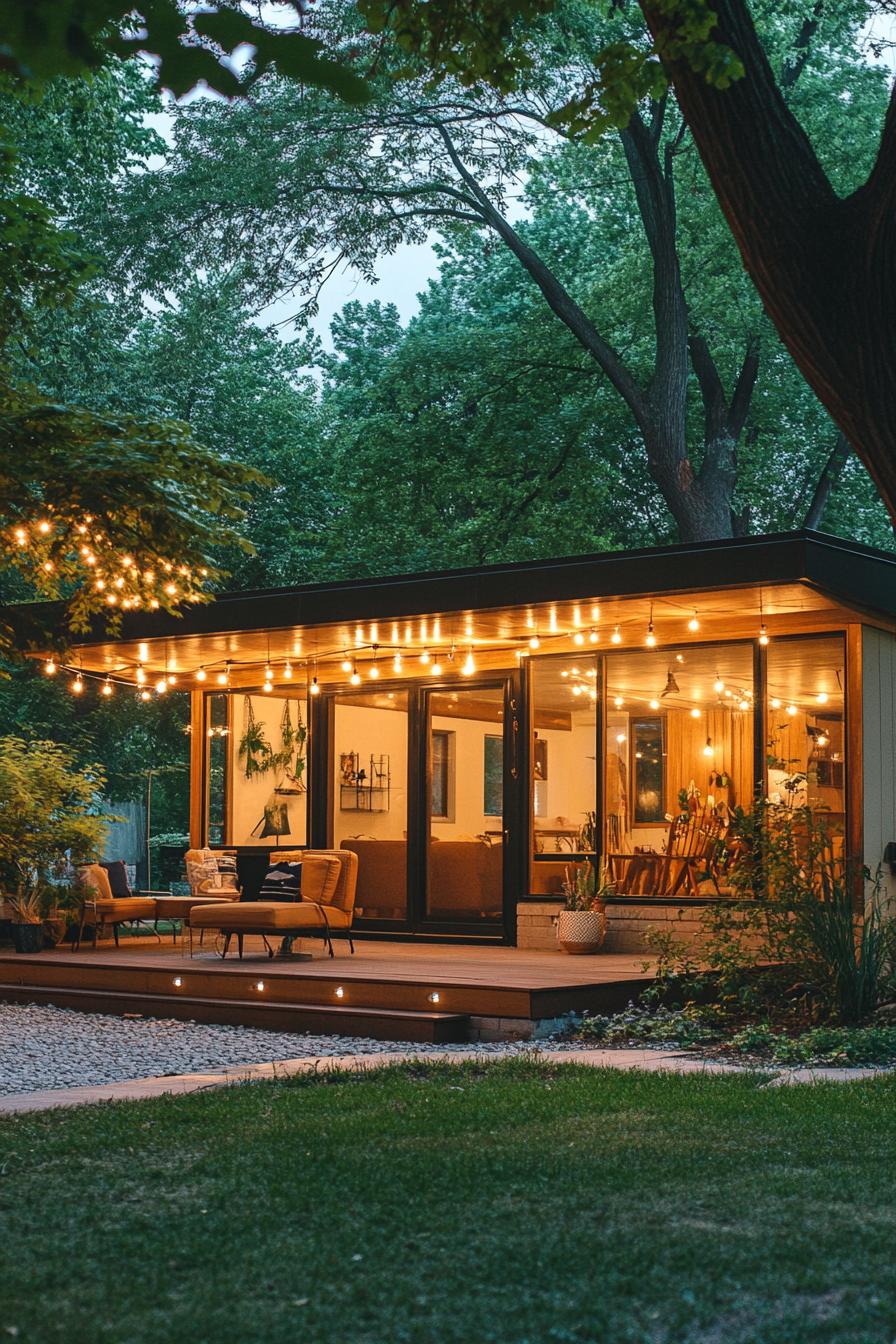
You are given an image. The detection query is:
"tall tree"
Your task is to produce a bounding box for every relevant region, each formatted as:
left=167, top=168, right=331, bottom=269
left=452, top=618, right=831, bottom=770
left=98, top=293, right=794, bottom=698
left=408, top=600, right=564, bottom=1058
left=112, top=0, right=886, bottom=541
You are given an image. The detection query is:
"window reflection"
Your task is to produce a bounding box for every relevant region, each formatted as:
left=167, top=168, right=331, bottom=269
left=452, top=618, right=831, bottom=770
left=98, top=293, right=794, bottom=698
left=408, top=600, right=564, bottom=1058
left=766, top=635, right=845, bottom=826
left=529, top=656, right=598, bottom=895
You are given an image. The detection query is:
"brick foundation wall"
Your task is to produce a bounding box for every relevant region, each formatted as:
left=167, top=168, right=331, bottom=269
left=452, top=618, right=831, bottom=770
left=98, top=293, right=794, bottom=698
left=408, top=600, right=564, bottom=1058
left=516, top=900, right=709, bottom=954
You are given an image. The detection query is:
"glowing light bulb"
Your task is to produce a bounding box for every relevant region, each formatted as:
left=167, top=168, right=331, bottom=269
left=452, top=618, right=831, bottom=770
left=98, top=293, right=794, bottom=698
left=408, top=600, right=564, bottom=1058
left=589, top=629, right=599, bottom=644
left=462, top=652, right=476, bottom=676
left=350, top=668, right=361, bottom=686
left=816, top=691, right=828, bottom=704
left=770, top=698, right=781, bottom=710
left=572, top=684, right=583, bottom=697
left=37, top=520, right=51, bottom=534
left=714, top=678, right=725, bottom=694
left=759, top=624, right=769, bottom=646
left=167, top=674, right=176, bottom=685
left=428, top=992, right=441, bottom=1004
left=573, top=631, right=585, bottom=646
left=369, top=663, right=380, bottom=679
left=817, top=732, right=829, bottom=747
left=528, top=636, right=540, bottom=650
left=645, top=622, right=656, bottom=647
left=196, top=668, right=207, bottom=682
left=263, top=680, right=273, bottom=693
left=335, top=986, right=344, bottom=999
left=101, top=678, right=113, bottom=697
left=72, top=675, right=84, bottom=695
left=688, top=613, right=700, bottom=632
left=105, top=593, right=117, bottom=606
left=611, top=625, right=622, bottom=645
left=614, top=696, right=624, bottom=708
left=616, top=732, right=626, bottom=744
left=786, top=704, right=798, bottom=716
left=173, top=977, right=182, bottom=988
left=310, top=676, right=320, bottom=696
left=703, top=737, right=713, bottom=757
left=431, top=660, right=443, bottom=676
left=283, top=661, right=293, bottom=680
left=155, top=678, right=167, bottom=695
left=649, top=698, right=660, bottom=710
left=164, top=582, right=177, bottom=596
left=690, top=707, right=701, bottom=719
left=739, top=699, right=751, bottom=712
left=393, top=653, right=403, bottom=674
left=140, top=689, right=151, bottom=701
left=44, top=659, right=57, bottom=676
left=420, top=649, right=431, bottom=665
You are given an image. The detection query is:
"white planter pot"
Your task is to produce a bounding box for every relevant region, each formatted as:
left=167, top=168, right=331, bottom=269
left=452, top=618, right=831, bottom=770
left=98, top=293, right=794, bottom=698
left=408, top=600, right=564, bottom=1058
left=557, top=908, right=607, bottom=955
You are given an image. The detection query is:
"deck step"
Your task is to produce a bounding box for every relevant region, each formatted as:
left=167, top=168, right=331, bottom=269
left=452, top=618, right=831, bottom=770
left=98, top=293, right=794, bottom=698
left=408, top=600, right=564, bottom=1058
left=0, top=983, right=470, bottom=1044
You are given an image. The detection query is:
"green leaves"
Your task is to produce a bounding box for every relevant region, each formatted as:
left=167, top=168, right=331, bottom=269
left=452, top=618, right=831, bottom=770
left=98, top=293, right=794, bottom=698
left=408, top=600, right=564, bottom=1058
left=1, top=0, right=370, bottom=103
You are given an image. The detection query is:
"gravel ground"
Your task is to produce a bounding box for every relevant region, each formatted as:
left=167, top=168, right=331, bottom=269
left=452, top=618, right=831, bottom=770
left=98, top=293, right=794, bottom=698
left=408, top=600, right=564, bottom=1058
left=0, top=1002, right=547, bottom=1095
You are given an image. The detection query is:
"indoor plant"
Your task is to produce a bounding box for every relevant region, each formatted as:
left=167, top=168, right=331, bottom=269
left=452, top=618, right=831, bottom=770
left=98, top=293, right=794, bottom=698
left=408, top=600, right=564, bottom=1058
left=557, top=860, right=614, bottom=954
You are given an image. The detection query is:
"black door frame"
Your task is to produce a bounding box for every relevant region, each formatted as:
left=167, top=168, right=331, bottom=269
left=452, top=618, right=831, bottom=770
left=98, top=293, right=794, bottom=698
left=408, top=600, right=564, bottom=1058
left=316, top=669, right=525, bottom=942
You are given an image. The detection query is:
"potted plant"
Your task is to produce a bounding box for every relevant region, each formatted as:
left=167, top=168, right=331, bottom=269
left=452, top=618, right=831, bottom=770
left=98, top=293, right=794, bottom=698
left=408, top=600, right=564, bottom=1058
left=557, top=860, right=614, bottom=954
left=0, top=737, right=110, bottom=953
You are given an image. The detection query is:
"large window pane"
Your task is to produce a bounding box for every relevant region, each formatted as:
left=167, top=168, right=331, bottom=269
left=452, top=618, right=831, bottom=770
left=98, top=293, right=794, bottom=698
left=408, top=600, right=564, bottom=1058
left=333, top=689, right=408, bottom=921
left=529, top=656, right=598, bottom=895
left=766, top=636, right=845, bottom=828
left=604, top=643, right=754, bottom=889
left=226, top=691, right=309, bottom=850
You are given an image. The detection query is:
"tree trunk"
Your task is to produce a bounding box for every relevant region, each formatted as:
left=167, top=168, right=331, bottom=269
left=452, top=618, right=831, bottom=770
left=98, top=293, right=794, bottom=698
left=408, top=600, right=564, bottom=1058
left=638, top=0, right=896, bottom=526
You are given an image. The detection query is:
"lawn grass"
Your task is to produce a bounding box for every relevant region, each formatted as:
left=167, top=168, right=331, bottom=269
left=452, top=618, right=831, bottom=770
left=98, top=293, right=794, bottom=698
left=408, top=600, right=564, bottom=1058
left=2, top=1060, right=896, bottom=1344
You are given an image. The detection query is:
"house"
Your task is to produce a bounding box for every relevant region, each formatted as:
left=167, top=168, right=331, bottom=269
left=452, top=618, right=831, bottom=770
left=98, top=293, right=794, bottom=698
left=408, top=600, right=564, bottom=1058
left=46, top=530, right=896, bottom=954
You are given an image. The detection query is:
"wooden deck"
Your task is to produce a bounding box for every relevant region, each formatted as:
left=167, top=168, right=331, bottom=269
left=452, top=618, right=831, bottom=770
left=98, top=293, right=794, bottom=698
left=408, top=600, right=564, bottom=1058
left=0, top=939, right=655, bottom=1042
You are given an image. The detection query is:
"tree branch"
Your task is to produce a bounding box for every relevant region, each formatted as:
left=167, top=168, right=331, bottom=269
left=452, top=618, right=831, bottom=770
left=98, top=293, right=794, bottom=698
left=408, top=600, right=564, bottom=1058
left=804, top=431, right=850, bottom=530
left=432, top=121, right=649, bottom=428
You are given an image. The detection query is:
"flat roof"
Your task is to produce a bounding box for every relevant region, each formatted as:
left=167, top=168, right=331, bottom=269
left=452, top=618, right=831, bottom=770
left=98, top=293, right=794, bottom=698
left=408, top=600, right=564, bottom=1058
left=51, top=529, right=896, bottom=648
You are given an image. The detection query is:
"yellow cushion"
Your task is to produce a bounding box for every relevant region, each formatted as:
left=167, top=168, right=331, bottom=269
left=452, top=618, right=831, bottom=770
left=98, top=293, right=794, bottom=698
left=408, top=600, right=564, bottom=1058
left=88, top=897, right=157, bottom=920
left=300, top=855, right=341, bottom=905
left=189, top=902, right=351, bottom=931
left=80, top=864, right=113, bottom=901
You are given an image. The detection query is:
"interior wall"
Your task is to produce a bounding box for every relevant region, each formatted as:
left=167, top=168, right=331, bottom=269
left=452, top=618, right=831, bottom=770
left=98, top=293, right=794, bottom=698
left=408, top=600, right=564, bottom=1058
left=333, top=701, right=408, bottom=845
left=228, top=693, right=308, bottom=849
left=430, top=713, right=503, bottom=839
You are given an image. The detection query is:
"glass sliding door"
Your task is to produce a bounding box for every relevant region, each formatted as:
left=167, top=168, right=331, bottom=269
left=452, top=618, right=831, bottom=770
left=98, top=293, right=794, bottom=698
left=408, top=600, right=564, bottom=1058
left=424, top=683, right=506, bottom=928
left=331, top=688, right=409, bottom=924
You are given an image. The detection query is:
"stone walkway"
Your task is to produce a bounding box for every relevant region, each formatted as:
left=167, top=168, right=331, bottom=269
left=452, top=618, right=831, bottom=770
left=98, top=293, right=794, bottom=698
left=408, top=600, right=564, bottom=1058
left=0, top=1046, right=883, bottom=1115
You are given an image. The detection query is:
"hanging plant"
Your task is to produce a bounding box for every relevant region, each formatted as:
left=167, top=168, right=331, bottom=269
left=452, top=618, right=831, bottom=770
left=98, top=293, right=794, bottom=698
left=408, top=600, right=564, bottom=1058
left=238, top=696, right=273, bottom=779
left=272, top=700, right=307, bottom=792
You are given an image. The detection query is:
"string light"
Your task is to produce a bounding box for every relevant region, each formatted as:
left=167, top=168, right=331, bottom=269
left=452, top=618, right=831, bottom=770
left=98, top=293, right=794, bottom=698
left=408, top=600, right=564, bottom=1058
left=44, top=658, right=57, bottom=676
left=614, top=696, right=624, bottom=709
left=589, top=628, right=599, bottom=644
left=155, top=677, right=168, bottom=695
left=139, top=688, right=151, bottom=701
left=649, top=698, right=660, bottom=710
left=528, top=635, right=540, bottom=650
left=786, top=704, right=798, bottom=717
left=611, top=625, right=622, bottom=645
left=196, top=668, right=207, bottom=682
left=572, top=630, right=585, bottom=646
left=350, top=666, right=361, bottom=686
left=72, top=673, right=84, bottom=695
left=101, top=677, right=113, bottom=697
left=216, top=663, right=231, bottom=686
left=703, top=736, right=713, bottom=757
left=462, top=650, right=476, bottom=676
left=690, top=707, right=701, bottom=719
left=393, top=652, right=403, bottom=674
left=431, top=658, right=443, bottom=676
left=714, top=677, right=725, bottom=694
left=816, top=691, right=828, bottom=704
left=341, top=653, right=352, bottom=673
left=770, top=698, right=781, bottom=710
left=759, top=623, right=769, bottom=646
left=420, top=649, right=431, bottom=666
left=284, top=660, right=293, bottom=680
left=817, top=730, right=829, bottom=747
left=688, top=612, right=700, bottom=632
left=310, top=676, right=320, bottom=696
left=645, top=605, right=656, bottom=647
